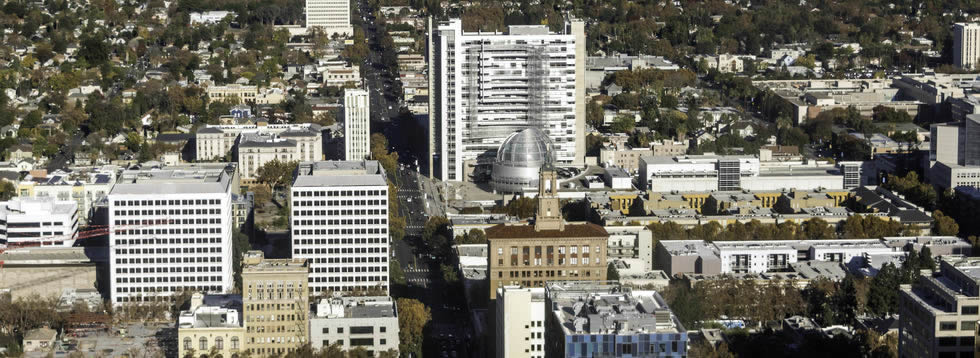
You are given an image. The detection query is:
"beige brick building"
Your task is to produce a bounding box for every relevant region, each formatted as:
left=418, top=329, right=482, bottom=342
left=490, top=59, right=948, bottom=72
left=242, top=251, right=310, bottom=356
left=486, top=167, right=608, bottom=300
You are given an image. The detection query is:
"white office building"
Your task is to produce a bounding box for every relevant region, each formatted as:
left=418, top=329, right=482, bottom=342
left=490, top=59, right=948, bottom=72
left=928, top=116, right=980, bottom=190
left=0, top=197, right=79, bottom=248
left=955, top=23, right=980, bottom=70
left=428, top=19, right=586, bottom=181
left=291, top=161, right=390, bottom=294
left=495, top=286, right=545, bottom=358
left=309, top=296, right=400, bottom=353
left=638, top=154, right=852, bottom=192
left=344, top=89, right=370, bottom=161
left=715, top=241, right=798, bottom=274
left=108, top=165, right=239, bottom=304
left=306, top=0, right=352, bottom=36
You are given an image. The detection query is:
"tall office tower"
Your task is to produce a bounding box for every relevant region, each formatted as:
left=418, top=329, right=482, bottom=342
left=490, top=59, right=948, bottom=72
left=495, top=286, right=546, bottom=358
left=305, top=0, right=352, bottom=36
left=954, top=23, right=980, bottom=70
left=899, top=256, right=980, bottom=357
left=344, top=89, right=371, bottom=161
left=291, top=161, right=390, bottom=295
left=429, top=18, right=586, bottom=181
left=108, top=165, right=238, bottom=304
left=242, top=251, right=310, bottom=357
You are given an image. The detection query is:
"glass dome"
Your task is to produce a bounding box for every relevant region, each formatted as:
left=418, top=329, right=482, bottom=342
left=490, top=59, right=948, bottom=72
left=494, top=127, right=555, bottom=167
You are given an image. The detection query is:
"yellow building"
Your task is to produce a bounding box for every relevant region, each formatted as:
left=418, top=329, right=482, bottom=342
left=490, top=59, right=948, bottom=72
left=178, top=294, right=246, bottom=358
left=242, top=251, right=310, bottom=357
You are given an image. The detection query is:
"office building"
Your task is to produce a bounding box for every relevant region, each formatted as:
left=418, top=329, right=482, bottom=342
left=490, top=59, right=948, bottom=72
left=306, top=0, right=352, bottom=36
left=954, top=23, right=980, bottom=70
left=495, top=286, right=546, bottom=358
left=344, top=89, right=370, bottom=161
left=638, top=155, right=855, bottom=192
left=178, top=293, right=245, bottom=358
left=544, top=281, right=688, bottom=357
left=0, top=197, right=78, bottom=248
left=486, top=167, right=608, bottom=300
left=108, top=165, right=239, bottom=304
left=309, top=296, right=400, bottom=354
left=241, top=251, right=310, bottom=356
left=291, top=161, right=390, bottom=294
left=899, top=255, right=980, bottom=357
left=429, top=18, right=586, bottom=181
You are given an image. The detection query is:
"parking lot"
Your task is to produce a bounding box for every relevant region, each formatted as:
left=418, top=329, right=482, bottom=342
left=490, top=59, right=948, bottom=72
left=25, top=323, right=175, bottom=358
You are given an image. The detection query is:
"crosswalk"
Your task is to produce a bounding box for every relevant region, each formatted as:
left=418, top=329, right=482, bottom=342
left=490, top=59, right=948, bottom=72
left=405, top=268, right=428, bottom=273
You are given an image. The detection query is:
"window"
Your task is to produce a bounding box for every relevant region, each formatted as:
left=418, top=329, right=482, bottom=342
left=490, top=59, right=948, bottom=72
left=380, top=327, right=386, bottom=333
left=963, top=306, right=979, bottom=315
left=351, top=326, right=374, bottom=334
left=337, top=327, right=344, bottom=334
left=940, top=321, right=958, bottom=331
left=231, top=336, right=239, bottom=349
left=184, top=338, right=191, bottom=350
left=199, top=337, right=208, bottom=350
left=938, top=337, right=958, bottom=346
left=322, top=327, right=329, bottom=334
left=215, top=337, right=223, bottom=349
left=963, top=321, right=976, bottom=331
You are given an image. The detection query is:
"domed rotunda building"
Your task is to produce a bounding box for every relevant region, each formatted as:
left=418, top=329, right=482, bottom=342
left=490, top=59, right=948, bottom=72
left=491, top=127, right=556, bottom=193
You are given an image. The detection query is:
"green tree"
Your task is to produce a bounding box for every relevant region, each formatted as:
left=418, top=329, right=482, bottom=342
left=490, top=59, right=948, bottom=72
left=834, top=276, right=860, bottom=326
left=0, top=181, right=15, bottom=201
left=919, top=246, right=936, bottom=272
left=607, top=263, right=621, bottom=281
left=610, top=115, right=635, bottom=134
left=396, top=298, right=431, bottom=358
left=586, top=99, right=604, bottom=129
left=441, top=264, right=459, bottom=284
left=256, top=160, right=299, bottom=190
left=867, top=263, right=900, bottom=317
left=231, top=228, right=251, bottom=292
left=933, top=210, right=960, bottom=236
left=457, top=228, right=487, bottom=244
left=390, top=260, right=406, bottom=286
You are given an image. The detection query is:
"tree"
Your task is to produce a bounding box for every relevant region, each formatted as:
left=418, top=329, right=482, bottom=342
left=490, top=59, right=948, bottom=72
left=441, top=264, right=459, bottom=284
left=0, top=180, right=15, bottom=201
left=607, top=263, right=621, bottom=281
left=457, top=228, right=487, bottom=244
left=231, top=228, right=251, bottom=292
left=397, top=298, right=431, bottom=358
left=933, top=210, right=959, bottom=236
left=256, top=160, right=299, bottom=190
left=586, top=99, right=604, bottom=129
left=79, top=35, right=110, bottom=67
left=491, top=197, right=537, bottom=218
left=390, top=260, right=406, bottom=286
left=919, top=246, right=936, bottom=272
left=252, top=185, right=272, bottom=208
left=833, top=276, right=860, bottom=326
left=867, top=263, right=900, bottom=317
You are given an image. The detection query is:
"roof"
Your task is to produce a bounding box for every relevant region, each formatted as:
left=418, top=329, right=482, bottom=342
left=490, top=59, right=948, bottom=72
left=155, top=133, right=194, bottom=142
left=24, top=327, right=57, bottom=341
left=111, top=166, right=235, bottom=195
left=485, top=222, right=608, bottom=239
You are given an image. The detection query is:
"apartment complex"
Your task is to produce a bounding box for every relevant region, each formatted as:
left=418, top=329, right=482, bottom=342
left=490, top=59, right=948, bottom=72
left=344, top=89, right=370, bottom=161
left=544, top=281, right=688, bottom=357
left=108, top=165, right=239, bottom=304
left=495, top=286, right=546, bottom=358
left=291, top=161, right=390, bottom=294
left=238, top=130, right=322, bottom=182
left=486, top=168, right=608, bottom=300
left=429, top=18, right=586, bottom=181
left=305, top=0, right=352, bottom=36
left=196, top=122, right=323, bottom=163
left=0, top=197, right=78, bottom=247
left=241, top=251, right=310, bottom=356
left=178, top=294, right=245, bottom=358
left=309, top=296, right=400, bottom=354
left=899, top=256, right=980, bottom=357
left=205, top=84, right=285, bottom=105
left=955, top=23, right=980, bottom=70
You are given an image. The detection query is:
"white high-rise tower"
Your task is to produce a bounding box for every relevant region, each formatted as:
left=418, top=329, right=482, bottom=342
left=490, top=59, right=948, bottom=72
left=344, top=88, right=370, bottom=161
left=306, top=0, right=352, bottom=36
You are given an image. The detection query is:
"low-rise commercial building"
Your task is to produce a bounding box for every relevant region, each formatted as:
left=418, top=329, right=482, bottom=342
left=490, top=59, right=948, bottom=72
left=0, top=196, right=78, bottom=248
left=638, top=155, right=853, bottom=193
left=0, top=248, right=101, bottom=300
left=241, top=251, right=309, bottom=356
left=309, top=296, right=399, bottom=355
left=544, top=281, right=688, bottom=357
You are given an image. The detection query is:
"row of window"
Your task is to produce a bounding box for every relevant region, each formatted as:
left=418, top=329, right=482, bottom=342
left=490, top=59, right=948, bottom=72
left=117, top=282, right=221, bottom=293
left=116, top=247, right=221, bottom=255
left=114, top=228, right=222, bottom=236
left=307, top=257, right=388, bottom=265
left=295, top=238, right=387, bottom=245
left=293, top=219, right=387, bottom=226
left=117, top=274, right=221, bottom=284
left=115, top=256, right=222, bottom=264
left=183, top=336, right=238, bottom=351
left=293, top=190, right=385, bottom=197
left=296, top=247, right=388, bottom=255
left=293, top=200, right=386, bottom=207
left=116, top=265, right=221, bottom=274
left=115, top=199, right=220, bottom=207
left=310, top=276, right=387, bottom=283
left=115, top=237, right=222, bottom=246
left=114, top=218, right=220, bottom=225
left=293, top=209, right=387, bottom=216
left=293, top=228, right=387, bottom=235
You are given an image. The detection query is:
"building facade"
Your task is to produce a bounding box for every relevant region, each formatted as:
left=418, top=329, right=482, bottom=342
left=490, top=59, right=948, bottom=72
left=291, top=161, right=390, bottom=294
left=486, top=168, right=608, bottom=300
left=899, top=256, right=980, bottom=357
left=237, top=130, right=322, bottom=182
left=196, top=123, right=323, bottom=163
left=306, top=0, right=352, bottom=36
left=954, top=23, right=980, bottom=70
left=495, top=286, right=546, bottom=358
left=0, top=197, right=78, bottom=248
left=108, top=165, right=238, bottom=304
left=429, top=19, right=586, bottom=181
left=241, top=251, right=310, bottom=356
left=309, top=296, right=400, bottom=354
left=344, top=89, right=370, bottom=161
